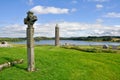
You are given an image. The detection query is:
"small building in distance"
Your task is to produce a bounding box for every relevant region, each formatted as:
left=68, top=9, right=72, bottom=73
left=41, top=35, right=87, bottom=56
left=0, top=41, right=11, bottom=47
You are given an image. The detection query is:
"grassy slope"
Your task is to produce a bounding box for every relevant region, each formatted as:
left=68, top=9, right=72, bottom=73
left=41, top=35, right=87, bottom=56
left=0, top=45, right=120, bottom=80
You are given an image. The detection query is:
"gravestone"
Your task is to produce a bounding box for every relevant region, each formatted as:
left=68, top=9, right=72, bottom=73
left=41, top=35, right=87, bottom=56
left=103, top=44, right=109, bottom=49
left=55, top=24, right=59, bottom=46
left=112, top=45, right=118, bottom=50
left=24, top=11, right=37, bottom=72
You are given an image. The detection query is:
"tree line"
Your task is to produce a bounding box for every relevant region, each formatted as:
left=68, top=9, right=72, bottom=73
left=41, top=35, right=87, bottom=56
left=0, top=36, right=120, bottom=42
left=0, top=38, right=26, bottom=42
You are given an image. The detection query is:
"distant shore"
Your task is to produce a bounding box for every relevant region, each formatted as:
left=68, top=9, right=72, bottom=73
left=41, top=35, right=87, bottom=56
left=0, top=36, right=120, bottom=42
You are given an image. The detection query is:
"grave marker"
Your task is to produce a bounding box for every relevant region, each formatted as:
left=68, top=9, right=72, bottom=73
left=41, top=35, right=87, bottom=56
left=24, top=11, right=37, bottom=71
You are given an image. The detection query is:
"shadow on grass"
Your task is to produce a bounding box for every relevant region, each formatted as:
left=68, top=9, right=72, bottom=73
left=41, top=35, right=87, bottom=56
left=2, top=57, right=13, bottom=62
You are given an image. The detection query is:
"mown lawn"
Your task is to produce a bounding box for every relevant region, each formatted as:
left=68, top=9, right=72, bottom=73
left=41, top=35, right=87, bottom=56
left=0, top=45, right=120, bottom=80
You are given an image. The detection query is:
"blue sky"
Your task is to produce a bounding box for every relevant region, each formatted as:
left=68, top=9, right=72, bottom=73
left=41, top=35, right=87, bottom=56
left=0, top=0, right=120, bottom=37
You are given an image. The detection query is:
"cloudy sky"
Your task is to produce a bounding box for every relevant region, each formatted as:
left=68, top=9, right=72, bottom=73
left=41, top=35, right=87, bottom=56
left=0, top=0, right=120, bottom=37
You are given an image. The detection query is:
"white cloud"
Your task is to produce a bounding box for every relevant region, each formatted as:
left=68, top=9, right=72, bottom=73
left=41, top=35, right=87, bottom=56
left=28, top=0, right=33, bottom=5
left=103, top=12, right=120, bottom=18
left=114, top=25, right=120, bottom=27
left=0, top=24, right=26, bottom=37
left=96, top=19, right=104, bottom=23
left=71, top=8, right=77, bottom=12
left=96, top=4, right=104, bottom=9
left=30, top=5, right=69, bottom=14
left=88, top=0, right=109, bottom=2
left=1, top=22, right=120, bottom=37
left=71, top=0, right=78, bottom=4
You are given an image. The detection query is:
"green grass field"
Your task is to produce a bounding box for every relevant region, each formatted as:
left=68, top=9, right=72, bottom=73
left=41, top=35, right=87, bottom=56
left=0, top=45, right=120, bottom=80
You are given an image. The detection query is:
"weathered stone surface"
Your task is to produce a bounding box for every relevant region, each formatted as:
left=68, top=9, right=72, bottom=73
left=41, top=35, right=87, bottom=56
left=27, top=27, right=35, bottom=72
left=55, top=24, right=59, bottom=46
left=103, top=44, right=109, bottom=49
left=24, top=11, right=37, bottom=26
left=0, top=59, right=23, bottom=71
left=24, top=11, right=37, bottom=72
left=112, top=45, right=118, bottom=50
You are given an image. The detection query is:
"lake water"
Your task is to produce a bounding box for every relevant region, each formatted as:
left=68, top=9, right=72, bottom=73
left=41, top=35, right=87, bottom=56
left=12, top=40, right=120, bottom=46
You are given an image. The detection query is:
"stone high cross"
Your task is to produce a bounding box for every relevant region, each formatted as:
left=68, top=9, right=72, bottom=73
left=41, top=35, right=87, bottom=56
left=24, top=11, right=37, bottom=72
